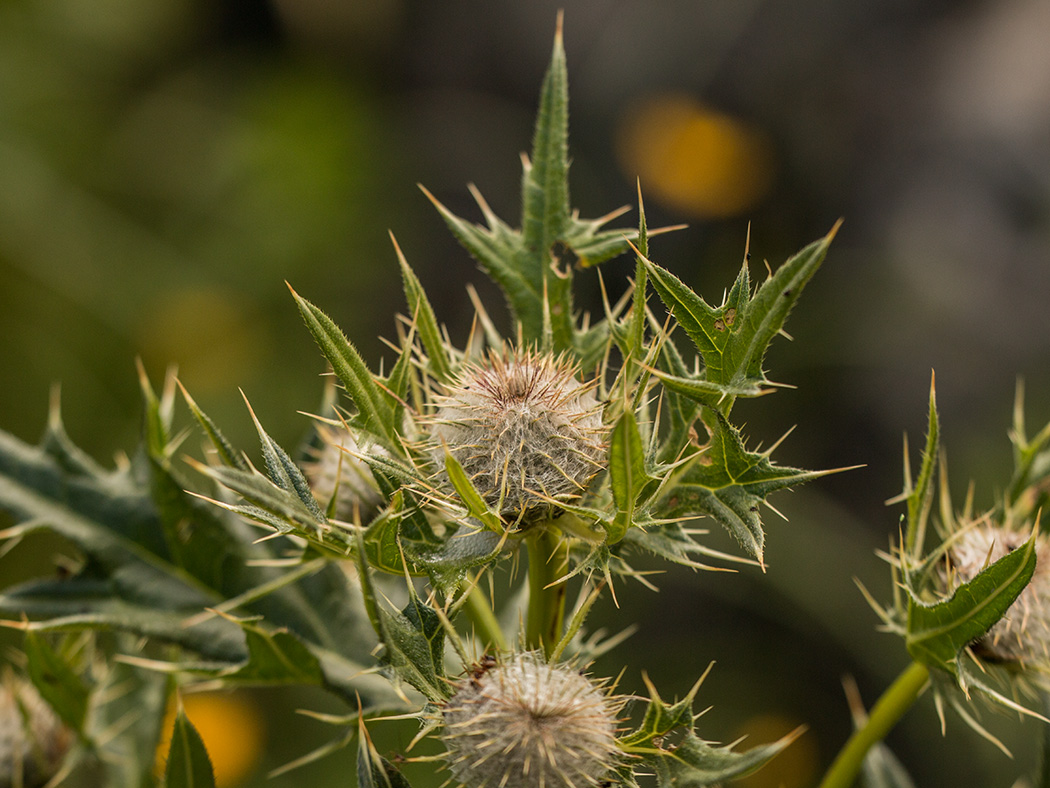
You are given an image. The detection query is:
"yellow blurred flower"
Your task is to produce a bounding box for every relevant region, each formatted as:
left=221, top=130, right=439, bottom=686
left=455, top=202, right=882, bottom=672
left=732, top=713, right=817, bottom=788
left=158, top=692, right=264, bottom=788
left=615, top=94, right=775, bottom=218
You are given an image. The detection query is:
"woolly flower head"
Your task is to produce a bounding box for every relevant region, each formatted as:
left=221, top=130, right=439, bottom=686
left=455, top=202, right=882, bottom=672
left=430, top=351, right=606, bottom=525
left=302, top=423, right=384, bottom=522
left=0, top=677, right=72, bottom=788
left=947, top=523, right=1050, bottom=669
left=441, top=652, right=620, bottom=788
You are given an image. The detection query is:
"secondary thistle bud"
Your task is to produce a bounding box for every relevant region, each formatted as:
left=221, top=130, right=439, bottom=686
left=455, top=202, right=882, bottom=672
left=302, top=424, right=384, bottom=522
left=430, top=352, right=606, bottom=525
left=441, top=652, right=620, bottom=788
left=0, top=677, right=72, bottom=788
left=947, top=523, right=1050, bottom=667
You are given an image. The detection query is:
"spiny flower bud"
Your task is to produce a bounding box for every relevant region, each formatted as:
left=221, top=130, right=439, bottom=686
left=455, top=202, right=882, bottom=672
left=441, top=652, right=620, bottom=788
left=430, top=352, right=606, bottom=525
left=302, top=424, right=384, bottom=522
left=0, top=678, right=72, bottom=788
left=947, top=523, right=1050, bottom=667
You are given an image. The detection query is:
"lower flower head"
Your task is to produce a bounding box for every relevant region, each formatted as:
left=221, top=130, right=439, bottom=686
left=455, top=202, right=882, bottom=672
left=430, top=352, right=606, bottom=525
left=441, top=652, right=620, bottom=788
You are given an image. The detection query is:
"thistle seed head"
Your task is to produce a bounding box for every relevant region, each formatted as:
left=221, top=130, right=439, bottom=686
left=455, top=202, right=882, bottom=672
left=430, top=352, right=606, bottom=525
left=0, top=677, right=72, bottom=788
left=302, top=424, right=384, bottom=522
left=948, top=523, right=1050, bottom=668
left=441, top=652, right=620, bottom=788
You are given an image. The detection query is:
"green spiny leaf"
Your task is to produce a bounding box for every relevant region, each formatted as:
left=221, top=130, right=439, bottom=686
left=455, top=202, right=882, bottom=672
left=178, top=382, right=247, bottom=471
left=357, top=717, right=414, bottom=788
left=420, top=184, right=534, bottom=326
left=652, top=370, right=765, bottom=409
left=522, top=14, right=570, bottom=273
left=660, top=412, right=835, bottom=565
left=735, top=223, right=839, bottom=385
left=644, top=223, right=838, bottom=413
left=648, top=729, right=798, bottom=787
left=221, top=622, right=325, bottom=684
left=904, top=378, right=939, bottom=557
left=290, top=285, right=396, bottom=443
left=243, top=395, right=327, bottom=523
left=354, top=529, right=450, bottom=702
left=619, top=673, right=702, bottom=750
left=607, top=410, right=654, bottom=544
left=906, top=532, right=1037, bottom=675
left=393, top=234, right=453, bottom=384
left=164, top=708, right=216, bottom=788
left=0, top=418, right=378, bottom=694
left=521, top=14, right=573, bottom=346
left=413, top=528, right=503, bottom=589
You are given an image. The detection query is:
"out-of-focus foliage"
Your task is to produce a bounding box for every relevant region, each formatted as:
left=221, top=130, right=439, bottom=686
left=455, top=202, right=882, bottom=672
left=2, top=1, right=1050, bottom=786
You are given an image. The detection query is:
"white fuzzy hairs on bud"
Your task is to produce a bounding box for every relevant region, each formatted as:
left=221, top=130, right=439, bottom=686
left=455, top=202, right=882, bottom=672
left=430, top=351, right=607, bottom=525
left=441, top=652, right=621, bottom=788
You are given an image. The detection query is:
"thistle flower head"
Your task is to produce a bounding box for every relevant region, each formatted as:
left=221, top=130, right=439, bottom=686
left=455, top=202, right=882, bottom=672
left=441, top=652, right=620, bottom=788
left=430, top=351, right=606, bottom=525
left=0, top=677, right=72, bottom=788
left=947, top=523, right=1050, bottom=669
left=302, top=423, right=384, bottom=522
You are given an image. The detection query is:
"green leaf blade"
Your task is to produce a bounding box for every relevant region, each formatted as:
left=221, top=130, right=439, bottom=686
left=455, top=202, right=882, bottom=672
left=289, top=287, right=395, bottom=443
left=394, top=238, right=453, bottom=384
left=357, top=720, right=414, bottom=788
left=607, top=410, right=652, bottom=544
left=164, top=709, right=217, bottom=788
left=906, top=533, right=1037, bottom=674
left=521, top=16, right=570, bottom=289
left=731, top=222, right=838, bottom=385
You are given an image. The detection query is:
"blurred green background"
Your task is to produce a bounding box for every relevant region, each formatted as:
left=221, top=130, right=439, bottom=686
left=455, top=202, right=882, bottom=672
left=3, top=0, right=1050, bottom=786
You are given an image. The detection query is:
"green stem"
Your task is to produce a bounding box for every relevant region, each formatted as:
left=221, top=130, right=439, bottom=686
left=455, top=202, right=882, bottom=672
left=461, top=581, right=507, bottom=652
left=525, top=526, right=568, bottom=658
left=818, top=660, right=930, bottom=788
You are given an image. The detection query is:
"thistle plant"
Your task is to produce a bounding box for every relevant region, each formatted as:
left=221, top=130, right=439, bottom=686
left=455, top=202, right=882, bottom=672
left=0, top=12, right=1046, bottom=788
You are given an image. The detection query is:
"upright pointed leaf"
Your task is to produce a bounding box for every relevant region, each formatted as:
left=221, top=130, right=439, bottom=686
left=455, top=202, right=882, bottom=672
left=904, top=379, right=938, bottom=557
left=392, top=235, right=453, bottom=384
left=521, top=13, right=570, bottom=272
left=243, top=396, right=327, bottom=523
left=179, top=383, right=247, bottom=471
left=644, top=223, right=839, bottom=407
left=357, top=717, right=413, bottom=788
left=607, top=410, right=653, bottom=543
left=164, top=708, right=216, bottom=788
left=420, top=185, right=534, bottom=326
left=290, top=286, right=396, bottom=443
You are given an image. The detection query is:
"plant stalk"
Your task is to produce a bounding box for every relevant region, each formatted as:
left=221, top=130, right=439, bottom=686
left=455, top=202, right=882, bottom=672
left=525, top=526, right=568, bottom=658
left=818, top=660, right=930, bottom=788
